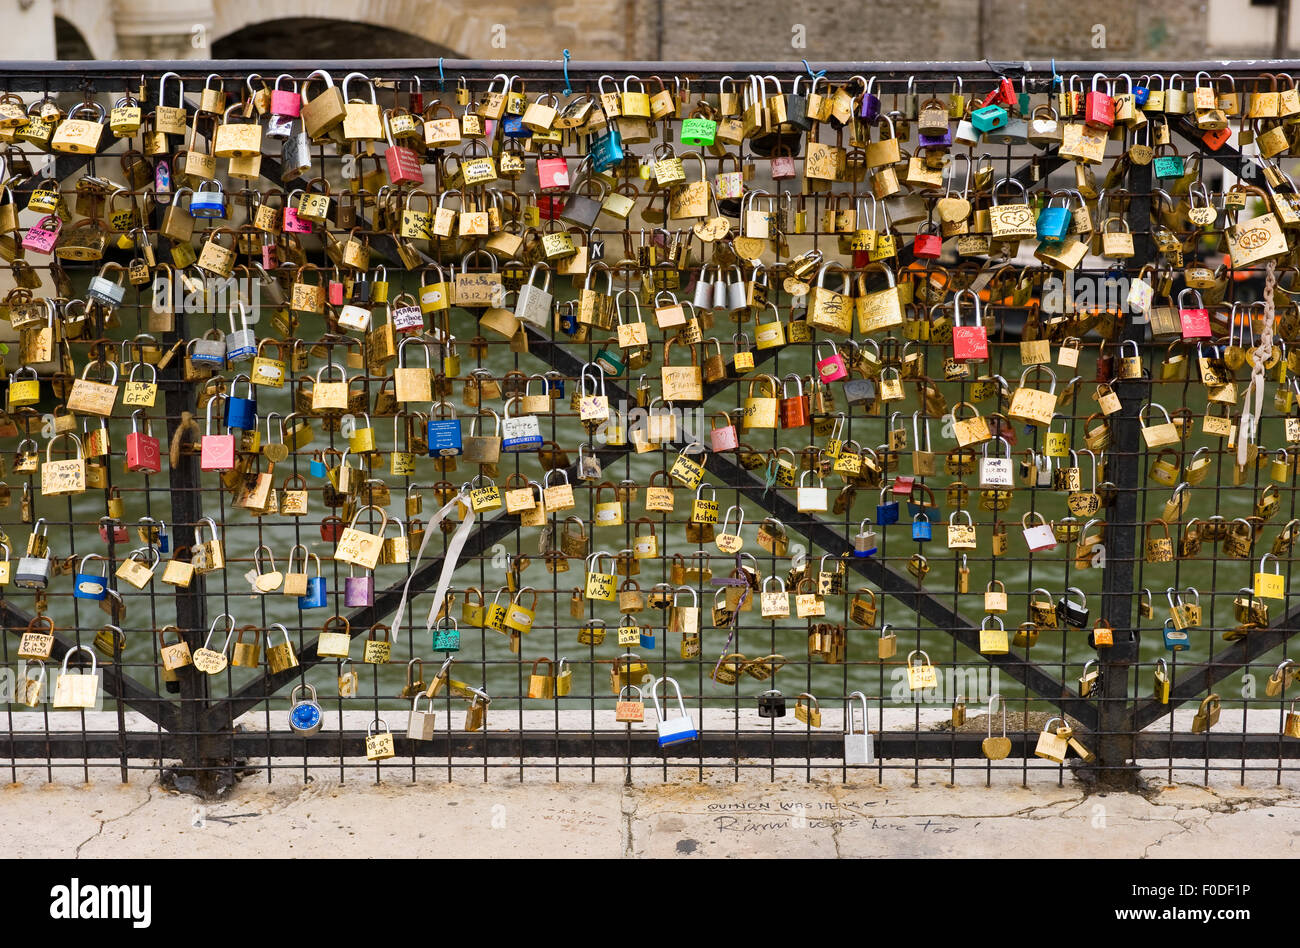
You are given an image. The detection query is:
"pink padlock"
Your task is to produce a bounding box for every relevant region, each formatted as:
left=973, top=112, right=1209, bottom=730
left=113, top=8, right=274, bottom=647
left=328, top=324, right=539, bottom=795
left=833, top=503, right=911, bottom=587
left=816, top=341, right=849, bottom=383
left=770, top=147, right=797, bottom=180
left=327, top=278, right=345, bottom=306
left=23, top=215, right=61, bottom=255
left=261, top=244, right=279, bottom=269
left=282, top=205, right=313, bottom=234
left=270, top=75, right=302, bottom=118
left=200, top=397, right=236, bottom=472
left=537, top=156, right=570, bottom=192
left=709, top=412, right=739, bottom=452
left=1177, top=288, right=1211, bottom=340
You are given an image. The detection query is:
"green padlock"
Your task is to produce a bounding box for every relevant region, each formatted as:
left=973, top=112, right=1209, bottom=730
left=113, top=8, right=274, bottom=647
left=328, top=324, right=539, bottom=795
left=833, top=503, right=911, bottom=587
left=594, top=344, right=625, bottom=377
left=680, top=117, right=717, bottom=147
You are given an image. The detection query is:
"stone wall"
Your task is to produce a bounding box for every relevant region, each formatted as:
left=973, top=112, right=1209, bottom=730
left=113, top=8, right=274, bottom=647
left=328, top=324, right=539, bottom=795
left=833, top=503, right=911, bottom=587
left=0, top=0, right=1288, bottom=70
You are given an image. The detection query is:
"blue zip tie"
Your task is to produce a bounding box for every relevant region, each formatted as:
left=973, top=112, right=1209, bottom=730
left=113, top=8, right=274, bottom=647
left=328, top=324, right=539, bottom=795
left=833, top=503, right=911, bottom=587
left=802, top=59, right=825, bottom=79
left=438, top=57, right=445, bottom=90
left=562, top=49, right=573, bottom=95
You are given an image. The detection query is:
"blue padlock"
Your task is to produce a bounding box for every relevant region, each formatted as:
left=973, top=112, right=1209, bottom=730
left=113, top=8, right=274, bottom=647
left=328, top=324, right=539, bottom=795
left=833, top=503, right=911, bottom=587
left=971, top=104, right=1008, bottom=133
left=546, top=374, right=565, bottom=397
left=1163, top=618, right=1189, bottom=652
left=309, top=453, right=327, bottom=478
left=432, top=616, right=461, bottom=653
left=590, top=128, right=624, bottom=173
left=876, top=486, right=899, bottom=526
left=1036, top=195, right=1071, bottom=244
left=156, top=520, right=170, bottom=554
left=501, top=113, right=530, bottom=137
left=189, top=179, right=226, bottom=218
left=73, top=553, right=108, bottom=601
left=639, top=628, right=657, bottom=650
left=557, top=304, right=579, bottom=336
left=1133, top=75, right=1151, bottom=106
left=298, top=553, right=327, bottom=609
left=911, top=512, right=932, bottom=542
left=427, top=400, right=463, bottom=457
left=224, top=375, right=257, bottom=430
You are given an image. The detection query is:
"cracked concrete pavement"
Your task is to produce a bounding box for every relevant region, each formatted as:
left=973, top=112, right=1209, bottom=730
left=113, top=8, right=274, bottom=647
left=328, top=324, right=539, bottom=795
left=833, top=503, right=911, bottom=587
left=5, top=765, right=1299, bottom=858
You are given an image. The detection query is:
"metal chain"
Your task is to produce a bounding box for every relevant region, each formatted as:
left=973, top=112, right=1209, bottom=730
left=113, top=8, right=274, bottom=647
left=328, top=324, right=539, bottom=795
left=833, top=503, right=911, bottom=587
left=1238, top=260, right=1276, bottom=469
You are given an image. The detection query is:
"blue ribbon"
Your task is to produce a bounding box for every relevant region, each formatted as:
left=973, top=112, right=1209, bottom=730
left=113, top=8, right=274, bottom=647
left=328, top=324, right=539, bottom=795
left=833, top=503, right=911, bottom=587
left=562, top=49, right=573, bottom=95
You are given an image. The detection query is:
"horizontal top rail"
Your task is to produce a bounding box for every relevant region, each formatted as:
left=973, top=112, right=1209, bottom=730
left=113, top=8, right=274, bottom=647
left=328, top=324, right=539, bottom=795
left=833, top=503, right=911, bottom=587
left=4, top=58, right=1300, bottom=90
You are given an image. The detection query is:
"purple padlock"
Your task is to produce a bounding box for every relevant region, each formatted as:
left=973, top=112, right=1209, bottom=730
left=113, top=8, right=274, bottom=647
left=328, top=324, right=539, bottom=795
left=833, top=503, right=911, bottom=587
left=344, top=568, right=374, bottom=607
left=858, top=77, right=881, bottom=122
left=918, top=130, right=953, bottom=148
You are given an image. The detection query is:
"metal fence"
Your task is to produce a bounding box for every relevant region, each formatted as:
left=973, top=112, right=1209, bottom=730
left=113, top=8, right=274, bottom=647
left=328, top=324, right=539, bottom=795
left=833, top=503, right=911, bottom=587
left=1, top=58, right=1299, bottom=797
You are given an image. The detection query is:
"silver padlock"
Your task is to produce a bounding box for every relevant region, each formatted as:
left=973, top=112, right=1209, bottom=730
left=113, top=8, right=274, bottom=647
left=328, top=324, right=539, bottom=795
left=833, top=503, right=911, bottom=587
left=514, top=262, right=554, bottom=329
left=281, top=119, right=312, bottom=179
left=407, top=693, right=438, bottom=740
left=712, top=266, right=728, bottom=310
left=844, top=690, right=874, bottom=764
left=190, top=328, right=227, bottom=366
left=843, top=376, right=876, bottom=406
left=15, top=552, right=52, bottom=589
left=265, top=112, right=295, bottom=141
left=87, top=262, right=127, bottom=309
left=501, top=398, right=543, bottom=452
left=693, top=263, right=717, bottom=309
left=225, top=300, right=256, bottom=364
left=726, top=264, right=748, bottom=313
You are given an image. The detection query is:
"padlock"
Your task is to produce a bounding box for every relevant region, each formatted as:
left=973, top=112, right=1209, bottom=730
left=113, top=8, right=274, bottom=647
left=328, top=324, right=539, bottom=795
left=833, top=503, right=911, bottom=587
left=843, top=691, right=874, bottom=764
left=650, top=677, right=697, bottom=747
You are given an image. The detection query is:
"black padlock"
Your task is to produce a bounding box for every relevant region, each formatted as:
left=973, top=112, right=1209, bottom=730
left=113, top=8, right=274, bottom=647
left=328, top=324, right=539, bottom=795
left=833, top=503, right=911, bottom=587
left=1056, top=587, right=1090, bottom=628
left=757, top=689, right=786, bottom=718
left=351, top=276, right=371, bottom=305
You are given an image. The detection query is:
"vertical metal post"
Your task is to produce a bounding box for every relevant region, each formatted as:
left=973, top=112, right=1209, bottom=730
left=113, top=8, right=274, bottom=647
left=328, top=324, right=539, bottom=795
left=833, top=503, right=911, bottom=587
left=158, top=309, right=225, bottom=797
left=1089, top=158, right=1152, bottom=790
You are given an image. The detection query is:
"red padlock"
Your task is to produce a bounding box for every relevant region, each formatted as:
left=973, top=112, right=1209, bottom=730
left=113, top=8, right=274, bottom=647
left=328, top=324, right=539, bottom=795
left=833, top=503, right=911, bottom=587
left=1177, top=288, right=1211, bottom=339
left=912, top=222, right=943, bottom=260
left=200, top=397, right=237, bottom=472
left=537, top=154, right=570, bottom=192
left=709, top=412, right=739, bottom=452
left=1084, top=72, right=1114, bottom=129
left=327, top=277, right=346, bottom=306
left=320, top=516, right=344, bottom=542
left=816, top=341, right=849, bottom=383
left=384, top=127, right=425, bottom=186
left=537, top=195, right=564, bottom=220
left=951, top=288, right=989, bottom=362
left=780, top=374, right=810, bottom=429
left=99, top=517, right=129, bottom=543
left=1201, top=126, right=1231, bottom=150
left=126, top=410, right=162, bottom=473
